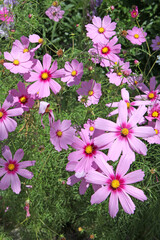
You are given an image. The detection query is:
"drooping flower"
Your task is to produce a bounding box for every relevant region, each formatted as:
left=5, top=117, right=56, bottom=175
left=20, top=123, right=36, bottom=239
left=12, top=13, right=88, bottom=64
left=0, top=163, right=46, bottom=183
left=146, top=103, right=160, bottom=121
left=50, top=119, right=76, bottom=152
left=61, top=59, right=83, bottom=87
left=10, top=81, right=34, bottom=111
left=45, top=6, right=65, bottom=22
left=29, top=34, right=44, bottom=44
left=0, top=98, right=23, bottom=141
left=24, top=199, right=30, bottom=217
left=126, top=27, right=147, bottom=45
left=0, top=7, right=13, bottom=24
left=94, top=100, right=155, bottom=162
left=106, top=60, right=132, bottom=86
left=130, top=6, right=138, bottom=18
left=39, top=101, right=54, bottom=128
left=24, top=53, right=65, bottom=98
left=85, top=154, right=147, bottom=218
left=85, top=15, right=116, bottom=44
left=4, top=46, right=34, bottom=74
left=150, top=36, right=160, bottom=51
left=0, top=146, right=35, bottom=194
left=77, top=79, right=102, bottom=107
left=89, top=36, right=121, bottom=67
left=144, top=120, right=160, bottom=144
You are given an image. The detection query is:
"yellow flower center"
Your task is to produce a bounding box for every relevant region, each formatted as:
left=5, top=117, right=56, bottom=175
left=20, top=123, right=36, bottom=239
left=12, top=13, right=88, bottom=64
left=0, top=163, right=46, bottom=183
left=102, top=47, right=109, bottom=54
left=38, top=38, right=43, bottom=44
left=8, top=163, right=15, bottom=171
left=52, top=1, right=58, bottom=6
left=134, top=34, right=139, bottom=39
left=41, top=72, right=48, bottom=80
left=157, top=42, right=160, bottom=45
left=23, top=48, right=29, bottom=53
left=134, top=80, right=138, bottom=84
left=57, top=131, right=62, bottom=137
left=0, top=111, right=3, bottom=118
left=88, top=90, right=94, bottom=96
left=115, top=62, right=117, bottom=65
left=20, top=96, right=27, bottom=103
left=121, top=128, right=129, bottom=136
left=71, top=70, right=77, bottom=76
left=85, top=145, right=93, bottom=154
left=152, top=111, right=159, bottom=118
left=155, top=129, right=159, bottom=134
left=4, top=14, right=8, bottom=17
left=89, top=126, right=94, bottom=131
left=148, top=93, right=154, bottom=99
left=111, top=179, right=120, bottom=189
left=126, top=102, right=130, bottom=108
left=13, top=59, right=19, bottom=65
left=98, top=27, right=105, bottom=33
left=117, top=72, right=122, bottom=76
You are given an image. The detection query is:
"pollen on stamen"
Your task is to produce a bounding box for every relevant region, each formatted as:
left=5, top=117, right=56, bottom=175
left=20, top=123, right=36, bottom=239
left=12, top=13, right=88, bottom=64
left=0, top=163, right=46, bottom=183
left=71, top=70, right=77, bottom=76
left=41, top=72, right=49, bottom=80
left=88, top=90, right=93, bottom=96
left=134, top=80, right=138, bottom=84
left=0, top=111, right=3, bottom=118
left=111, top=179, right=120, bottom=189
left=101, top=47, right=109, bottom=54
left=121, top=128, right=129, bottom=136
left=117, top=72, right=122, bottom=76
left=148, top=93, right=155, bottom=99
left=126, top=102, right=130, bottom=108
left=57, top=131, right=62, bottom=137
left=155, top=129, right=159, bottom=134
left=20, top=96, right=27, bottom=103
left=38, top=38, right=43, bottom=44
left=8, top=163, right=15, bottom=171
left=13, top=59, right=19, bottom=65
left=134, top=34, right=139, bottom=39
left=98, top=27, right=105, bottom=33
left=89, top=126, right=94, bottom=131
left=85, top=145, right=93, bottom=154
left=23, top=48, right=29, bottom=53
left=152, top=111, right=159, bottom=118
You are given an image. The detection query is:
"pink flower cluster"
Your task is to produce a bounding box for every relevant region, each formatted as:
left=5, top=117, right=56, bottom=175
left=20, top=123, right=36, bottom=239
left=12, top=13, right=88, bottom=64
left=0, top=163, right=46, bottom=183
left=45, top=5, right=64, bottom=22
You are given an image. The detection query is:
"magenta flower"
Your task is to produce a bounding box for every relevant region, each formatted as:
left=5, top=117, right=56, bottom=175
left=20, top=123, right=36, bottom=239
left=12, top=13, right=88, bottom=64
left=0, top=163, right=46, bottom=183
left=144, top=121, right=160, bottom=144
left=4, top=46, right=34, bottom=74
left=24, top=53, right=64, bottom=98
left=85, top=154, right=147, bottom=218
left=130, top=6, right=138, bottom=18
left=150, top=36, right=160, bottom=51
left=94, top=101, right=155, bottom=162
left=85, top=15, right=116, bottom=44
left=0, top=7, right=13, bottom=24
left=0, top=99, right=23, bottom=141
left=45, top=6, right=65, bottom=22
left=106, top=60, right=132, bottom=86
left=0, top=146, right=35, bottom=194
left=126, top=27, right=147, bottom=45
left=89, top=36, right=121, bottom=67
left=61, top=59, right=83, bottom=86
left=77, top=79, right=102, bottom=107
left=66, top=129, right=109, bottom=177
left=50, top=119, right=76, bottom=152
left=146, top=103, right=160, bottom=121
left=39, top=101, right=54, bottom=128
left=10, top=81, right=34, bottom=111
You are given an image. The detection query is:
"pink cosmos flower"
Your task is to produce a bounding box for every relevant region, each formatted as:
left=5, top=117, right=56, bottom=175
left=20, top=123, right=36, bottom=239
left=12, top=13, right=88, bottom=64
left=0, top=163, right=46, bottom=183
left=85, top=154, right=147, bottom=218
left=10, top=81, right=34, bottom=111
left=127, top=73, right=143, bottom=90
left=150, top=36, right=160, bottom=51
left=144, top=121, right=160, bottom=144
left=106, top=60, right=131, bottom=86
left=85, top=15, right=116, bottom=44
left=45, top=6, right=65, bottom=22
left=66, top=129, right=109, bottom=178
left=76, top=79, right=102, bottom=107
left=106, top=88, right=149, bottom=122
left=4, top=46, right=34, bottom=74
left=0, top=146, right=35, bottom=194
left=0, top=7, right=13, bottom=24
left=126, top=27, right=147, bottom=45
left=135, top=77, right=160, bottom=102
left=130, top=6, right=138, bottom=18
left=0, top=99, right=23, bottom=141
left=39, top=101, right=54, bottom=128
left=146, top=103, right=160, bottom=121
left=50, top=120, right=76, bottom=152
left=29, top=34, right=44, bottom=45
left=61, top=59, right=83, bottom=86
left=24, top=53, right=64, bottom=98
left=89, top=36, right=121, bottom=67
left=94, top=100, right=155, bottom=162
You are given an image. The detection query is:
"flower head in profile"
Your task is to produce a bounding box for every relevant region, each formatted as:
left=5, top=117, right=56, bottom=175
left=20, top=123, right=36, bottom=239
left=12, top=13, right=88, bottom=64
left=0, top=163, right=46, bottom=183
left=126, top=27, right=147, bottom=45
left=45, top=6, right=65, bottom=22
left=85, top=154, right=147, bottom=218
left=85, top=15, right=116, bottom=44
left=24, top=53, right=65, bottom=98
left=144, top=120, right=160, bottom=144
left=150, top=36, right=160, bottom=51
left=39, top=101, right=54, bottom=128
left=61, top=59, right=83, bottom=87
left=130, top=6, right=138, bottom=18
left=0, top=146, right=35, bottom=194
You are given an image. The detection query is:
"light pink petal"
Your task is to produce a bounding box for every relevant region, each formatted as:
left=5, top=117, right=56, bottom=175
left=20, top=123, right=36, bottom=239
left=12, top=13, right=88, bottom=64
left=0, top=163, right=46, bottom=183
left=29, top=34, right=40, bottom=43
left=49, top=80, right=61, bottom=94
left=17, top=169, right=34, bottom=179
left=108, top=137, right=124, bottom=161
left=39, top=81, right=50, bottom=98
left=3, top=117, right=17, bottom=132
left=13, top=149, right=24, bottom=162
left=3, top=62, right=14, bottom=71
left=28, top=81, right=41, bottom=94
left=128, top=135, right=147, bottom=155
left=116, top=155, right=131, bottom=177
left=0, top=168, right=7, bottom=177
left=109, top=191, right=119, bottom=218
left=66, top=161, right=78, bottom=171
left=18, top=160, right=36, bottom=168
left=0, top=158, right=6, bottom=166
left=123, top=169, right=145, bottom=184
left=138, top=83, right=149, bottom=93
left=118, top=190, right=135, bottom=214
left=95, top=117, right=117, bottom=131
left=118, top=100, right=128, bottom=125
left=71, top=136, right=85, bottom=149
left=121, top=88, right=129, bottom=101
left=0, top=174, right=11, bottom=190
left=0, top=122, right=8, bottom=141
left=128, top=105, right=147, bottom=127
left=4, top=51, right=13, bottom=61
left=43, top=53, right=51, bottom=70
left=79, top=179, right=89, bottom=195
left=133, top=126, right=155, bottom=138
left=125, top=185, right=147, bottom=201
left=10, top=174, right=21, bottom=194
left=7, top=108, right=23, bottom=117
left=33, top=60, right=43, bottom=72
left=68, top=150, right=84, bottom=161
left=91, top=186, right=111, bottom=204
left=94, top=153, right=114, bottom=177
left=85, top=170, right=108, bottom=185
left=92, top=16, right=102, bottom=28
left=2, top=145, right=12, bottom=161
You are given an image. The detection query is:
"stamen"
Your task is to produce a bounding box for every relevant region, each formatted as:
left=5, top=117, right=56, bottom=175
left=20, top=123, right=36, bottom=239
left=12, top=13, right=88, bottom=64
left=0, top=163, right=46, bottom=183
left=98, top=27, right=105, bottom=33
left=134, top=34, right=139, bottom=39
left=155, top=129, right=159, bottom=134
left=148, top=93, right=154, bottom=99
left=20, top=96, right=27, bottom=103
left=117, top=72, right=122, bottom=76
left=71, top=70, right=77, bottom=76
left=121, top=128, right=129, bottom=136
left=57, top=131, right=62, bottom=137
left=89, top=126, right=94, bottom=131
left=101, top=47, right=109, bottom=54
left=8, top=163, right=15, bottom=171
left=85, top=145, right=93, bottom=154
left=13, top=59, right=19, bottom=65
left=0, top=111, right=3, bottom=118
left=88, top=90, right=94, bottom=96
left=23, top=48, right=29, bottom=53
left=38, top=38, right=43, bottom=44
left=134, top=80, right=138, bottom=84
left=111, top=179, right=120, bottom=189
left=41, top=72, right=48, bottom=80
left=126, top=102, right=130, bottom=108
left=152, top=111, right=159, bottom=118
